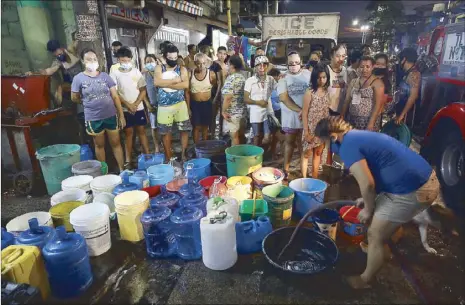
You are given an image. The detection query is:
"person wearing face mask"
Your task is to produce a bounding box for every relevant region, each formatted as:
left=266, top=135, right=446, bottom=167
left=327, top=44, right=348, bottom=116
left=314, top=116, right=439, bottom=290
left=110, top=47, right=149, bottom=169
left=154, top=44, right=192, bottom=161
left=305, top=51, right=321, bottom=72
left=373, top=53, right=392, bottom=117
left=226, top=24, right=271, bottom=67
left=340, top=56, right=385, bottom=131
left=277, top=51, right=312, bottom=180
left=347, top=50, right=362, bottom=87
left=71, top=49, right=126, bottom=172
left=111, top=41, right=123, bottom=65
left=143, top=54, right=162, bottom=153
left=267, top=68, right=285, bottom=160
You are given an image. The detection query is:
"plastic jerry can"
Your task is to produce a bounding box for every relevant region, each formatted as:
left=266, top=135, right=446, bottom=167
left=119, top=170, right=134, bottom=184
left=42, top=226, right=93, bottom=299
left=235, top=216, right=272, bottom=254
left=16, top=218, right=56, bottom=250
left=129, top=170, right=150, bottom=189
left=138, top=153, right=164, bottom=170
left=1, top=245, right=51, bottom=299
left=1, top=228, right=15, bottom=250
left=140, top=205, right=176, bottom=258
left=200, top=211, right=237, bottom=270
left=206, top=197, right=240, bottom=222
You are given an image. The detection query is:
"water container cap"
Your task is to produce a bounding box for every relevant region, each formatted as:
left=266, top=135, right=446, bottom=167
left=150, top=185, right=179, bottom=208
left=44, top=226, right=84, bottom=253
left=70, top=203, right=110, bottom=225
left=17, top=218, right=55, bottom=245
left=170, top=206, right=203, bottom=224
left=140, top=205, right=171, bottom=225
left=134, top=170, right=147, bottom=177
left=112, top=183, right=139, bottom=195
left=178, top=182, right=203, bottom=197
left=179, top=190, right=207, bottom=208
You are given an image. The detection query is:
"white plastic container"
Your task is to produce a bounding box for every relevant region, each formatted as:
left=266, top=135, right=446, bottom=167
left=114, top=190, right=149, bottom=242
left=206, top=197, right=240, bottom=222
left=70, top=203, right=111, bottom=256
left=200, top=210, right=237, bottom=271
left=51, top=189, right=88, bottom=207
left=61, top=175, right=94, bottom=192
left=90, top=174, right=122, bottom=197
left=6, top=212, right=54, bottom=236
left=92, top=192, right=116, bottom=220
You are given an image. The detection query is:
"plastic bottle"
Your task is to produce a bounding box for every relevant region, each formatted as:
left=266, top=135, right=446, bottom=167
left=80, top=144, right=94, bottom=161
left=169, top=157, right=183, bottom=179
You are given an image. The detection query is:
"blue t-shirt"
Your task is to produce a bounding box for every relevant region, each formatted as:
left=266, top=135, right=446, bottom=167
left=335, top=130, right=432, bottom=194
left=270, top=89, right=280, bottom=111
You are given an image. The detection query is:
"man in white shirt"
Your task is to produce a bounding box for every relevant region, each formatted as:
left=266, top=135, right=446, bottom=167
left=327, top=44, right=348, bottom=115
left=110, top=47, right=149, bottom=169
left=244, top=55, right=275, bottom=146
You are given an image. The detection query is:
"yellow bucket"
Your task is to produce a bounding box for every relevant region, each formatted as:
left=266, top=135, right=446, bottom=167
left=1, top=245, right=50, bottom=299
left=114, top=190, right=149, bottom=242
left=227, top=176, right=253, bottom=188
left=49, top=201, right=83, bottom=232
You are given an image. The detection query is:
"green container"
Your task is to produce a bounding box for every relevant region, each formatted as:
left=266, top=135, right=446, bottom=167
left=36, top=144, right=81, bottom=196
left=225, top=145, right=264, bottom=177
left=239, top=199, right=268, bottom=221
left=100, top=161, right=108, bottom=175
left=262, top=184, right=295, bottom=227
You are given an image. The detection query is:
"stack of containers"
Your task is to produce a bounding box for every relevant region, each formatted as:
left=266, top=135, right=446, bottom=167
left=61, top=175, right=93, bottom=202
left=114, top=190, right=149, bottom=242
left=90, top=174, right=122, bottom=197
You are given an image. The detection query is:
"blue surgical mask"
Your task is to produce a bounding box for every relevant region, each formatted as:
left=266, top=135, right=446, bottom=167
left=57, top=53, right=66, bottom=62
left=145, top=63, right=156, bottom=71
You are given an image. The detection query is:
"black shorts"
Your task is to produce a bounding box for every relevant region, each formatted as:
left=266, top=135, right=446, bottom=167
left=124, top=110, right=147, bottom=128
left=329, top=108, right=340, bottom=116
left=190, top=99, right=212, bottom=127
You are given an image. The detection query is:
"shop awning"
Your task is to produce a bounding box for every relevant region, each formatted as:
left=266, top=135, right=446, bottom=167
left=155, top=0, right=203, bottom=17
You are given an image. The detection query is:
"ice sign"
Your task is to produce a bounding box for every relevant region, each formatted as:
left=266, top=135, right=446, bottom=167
left=443, top=32, right=465, bottom=65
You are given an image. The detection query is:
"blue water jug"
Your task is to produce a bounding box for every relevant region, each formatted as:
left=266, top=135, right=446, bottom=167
left=129, top=170, right=149, bottom=189
left=1, top=228, right=15, bottom=250
left=179, top=163, right=205, bottom=197
left=141, top=205, right=176, bottom=258
left=16, top=218, right=56, bottom=250
left=178, top=182, right=207, bottom=216
left=170, top=206, right=203, bottom=260
left=112, top=182, right=139, bottom=196
left=150, top=185, right=180, bottom=211
left=236, top=216, right=272, bottom=254
left=42, top=226, right=93, bottom=299
left=119, top=170, right=134, bottom=184
left=138, top=153, right=165, bottom=170
left=147, top=164, right=175, bottom=186
left=80, top=144, right=94, bottom=161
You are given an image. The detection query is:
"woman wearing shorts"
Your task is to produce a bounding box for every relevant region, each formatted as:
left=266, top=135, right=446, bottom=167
left=71, top=49, right=126, bottom=172
left=314, top=117, right=440, bottom=289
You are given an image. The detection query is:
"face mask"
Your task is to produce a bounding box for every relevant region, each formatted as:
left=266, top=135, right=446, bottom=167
left=145, top=63, right=156, bottom=71
left=288, top=64, right=301, bottom=74
left=373, top=67, right=387, bottom=76
left=85, top=62, right=99, bottom=72
left=166, top=59, right=177, bottom=67
left=57, top=53, right=66, bottom=62
left=237, top=32, right=244, bottom=37
left=308, top=60, right=318, bottom=68
left=120, top=62, right=132, bottom=71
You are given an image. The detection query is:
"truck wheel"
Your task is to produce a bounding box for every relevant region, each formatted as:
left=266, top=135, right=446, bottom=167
left=434, top=127, right=465, bottom=216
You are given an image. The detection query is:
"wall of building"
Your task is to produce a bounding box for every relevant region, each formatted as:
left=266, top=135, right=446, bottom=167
left=48, top=0, right=77, bottom=47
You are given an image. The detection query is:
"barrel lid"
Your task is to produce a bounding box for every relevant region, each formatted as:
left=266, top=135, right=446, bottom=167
left=151, top=185, right=179, bottom=208
left=17, top=218, right=55, bottom=245
left=141, top=205, right=171, bottom=225
left=112, top=183, right=139, bottom=195
left=43, top=226, right=84, bottom=254
left=170, top=206, right=203, bottom=224
left=70, top=203, right=110, bottom=224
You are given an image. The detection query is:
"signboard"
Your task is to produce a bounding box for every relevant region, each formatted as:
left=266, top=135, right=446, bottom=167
left=262, top=13, right=340, bottom=41
left=108, top=7, right=150, bottom=25
left=442, top=32, right=465, bottom=65
left=76, top=14, right=101, bottom=41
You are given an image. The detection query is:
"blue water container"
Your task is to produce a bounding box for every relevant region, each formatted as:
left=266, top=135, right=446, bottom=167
left=289, top=178, right=327, bottom=219
left=1, top=228, right=15, bottom=250
left=112, top=182, right=139, bottom=196
left=140, top=205, right=176, bottom=258
left=129, top=170, right=149, bottom=189
left=236, top=216, right=272, bottom=254
left=147, top=164, right=175, bottom=186
left=42, top=226, right=93, bottom=299
left=178, top=181, right=204, bottom=197
left=170, top=206, right=203, bottom=260
left=178, top=183, right=207, bottom=215
left=80, top=144, right=94, bottom=161
left=138, top=153, right=165, bottom=170
left=119, top=170, right=134, bottom=184
left=183, top=159, right=211, bottom=180
left=150, top=185, right=180, bottom=211
left=16, top=218, right=56, bottom=250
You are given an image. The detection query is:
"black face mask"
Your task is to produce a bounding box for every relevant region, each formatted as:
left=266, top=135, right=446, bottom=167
left=308, top=60, right=318, bottom=68
left=373, top=67, right=387, bottom=76
left=236, top=32, right=244, bottom=37
left=166, top=59, right=177, bottom=67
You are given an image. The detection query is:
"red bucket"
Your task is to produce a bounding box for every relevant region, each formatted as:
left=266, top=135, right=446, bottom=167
left=199, top=176, right=227, bottom=196
left=339, top=205, right=366, bottom=244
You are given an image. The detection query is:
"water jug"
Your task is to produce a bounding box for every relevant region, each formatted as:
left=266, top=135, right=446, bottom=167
left=170, top=206, right=203, bottom=260
left=179, top=163, right=205, bottom=197
left=129, top=170, right=150, bottom=189
left=140, top=205, right=176, bottom=258
left=138, top=153, right=164, bottom=170
left=206, top=197, right=240, bottom=222
left=169, top=157, right=183, bottom=179
left=119, top=170, right=134, bottom=183
left=150, top=185, right=180, bottom=211
left=200, top=211, right=237, bottom=270
left=235, top=216, right=272, bottom=254
left=1, top=227, right=15, bottom=250
left=42, top=226, right=93, bottom=299
left=179, top=182, right=208, bottom=216
left=80, top=144, right=93, bottom=161
left=112, top=182, right=139, bottom=196
left=16, top=218, right=56, bottom=250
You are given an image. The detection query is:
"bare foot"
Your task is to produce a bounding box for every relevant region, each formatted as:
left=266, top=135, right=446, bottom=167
left=345, top=275, right=371, bottom=289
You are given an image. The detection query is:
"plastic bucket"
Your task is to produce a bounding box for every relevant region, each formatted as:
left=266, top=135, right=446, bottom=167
left=289, top=178, right=327, bottom=220
left=92, top=192, right=116, bottom=220
left=49, top=201, right=84, bottom=232
left=36, top=144, right=81, bottom=195
left=199, top=176, right=227, bottom=196
left=90, top=174, right=122, bottom=197
left=262, top=184, right=294, bottom=228
left=72, top=160, right=102, bottom=178
left=100, top=162, right=108, bottom=175
left=114, top=190, right=149, bottom=242
left=70, top=203, right=111, bottom=256
left=312, top=209, right=340, bottom=241
left=183, top=158, right=212, bottom=180
left=239, top=199, right=268, bottom=221
left=147, top=164, right=175, bottom=186
left=210, top=155, right=227, bottom=176
left=227, top=176, right=253, bottom=188
left=166, top=179, right=188, bottom=193
left=61, top=175, right=93, bottom=192
left=225, top=145, right=264, bottom=177
left=51, top=189, right=87, bottom=207
left=195, top=140, right=227, bottom=158
left=381, top=120, right=412, bottom=147
left=252, top=167, right=285, bottom=198
left=339, top=205, right=366, bottom=244
left=6, top=212, right=54, bottom=236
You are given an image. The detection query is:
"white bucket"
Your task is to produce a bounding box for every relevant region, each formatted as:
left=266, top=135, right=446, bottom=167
left=70, top=203, right=111, bottom=256
left=114, top=190, right=149, bottom=242
left=90, top=175, right=122, bottom=197
left=6, top=212, right=54, bottom=236
left=92, top=192, right=116, bottom=220
left=61, top=175, right=94, bottom=192
left=51, top=189, right=88, bottom=207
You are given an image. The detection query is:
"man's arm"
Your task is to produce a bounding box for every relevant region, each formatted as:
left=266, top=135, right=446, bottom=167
left=154, top=65, right=180, bottom=87
left=164, top=66, right=189, bottom=90
left=248, top=36, right=271, bottom=47
left=350, top=159, right=377, bottom=213
left=397, top=71, right=420, bottom=123
left=133, top=87, right=147, bottom=108
left=210, top=70, right=222, bottom=104
left=42, top=61, right=61, bottom=76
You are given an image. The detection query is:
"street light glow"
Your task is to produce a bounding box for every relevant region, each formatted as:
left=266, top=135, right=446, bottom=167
left=361, top=25, right=369, bottom=31
left=353, top=19, right=359, bottom=26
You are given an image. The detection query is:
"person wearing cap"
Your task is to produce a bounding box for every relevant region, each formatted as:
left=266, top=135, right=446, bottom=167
left=244, top=55, right=276, bottom=147
left=227, top=24, right=271, bottom=66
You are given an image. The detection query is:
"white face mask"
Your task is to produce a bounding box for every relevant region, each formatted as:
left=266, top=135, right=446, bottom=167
left=86, top=62, right=99, bottom=72
left=120, top=62, right=132, bottom=70
left=288, top=64, right=301, bottom=74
